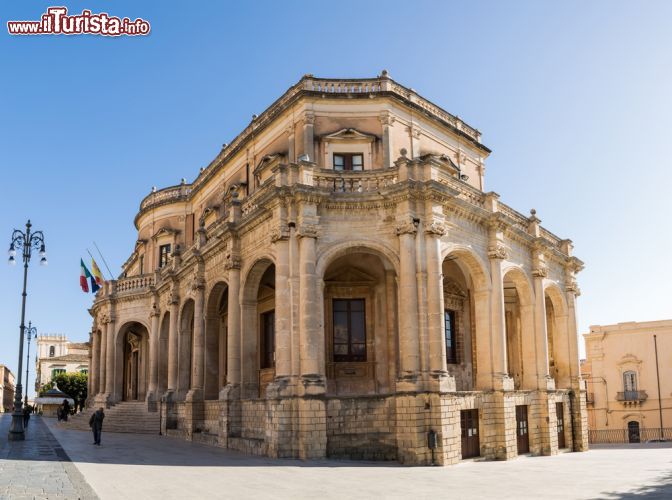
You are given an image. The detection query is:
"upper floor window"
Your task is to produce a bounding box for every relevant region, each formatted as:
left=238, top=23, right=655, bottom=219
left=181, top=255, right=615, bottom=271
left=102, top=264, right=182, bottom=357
left=139, top=255, right=144, bottom=275
left=51, top=368, right=65, bottom=378
left=158, top=244, right=171, bottom=269
left=445, top=310, right=458, bottom=364
left=49, top=346, right=55, bottom=357
left=333, top=299, right=366, bottom=362
left=623, top=370, right=637, bottom=399
left=333, top=153, right=363, bottom=171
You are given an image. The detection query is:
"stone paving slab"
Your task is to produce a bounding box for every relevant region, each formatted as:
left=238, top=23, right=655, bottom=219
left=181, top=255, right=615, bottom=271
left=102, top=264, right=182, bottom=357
left=0, top=415, right=98, bottom=500
left=44, top=418, right=672, bottom=500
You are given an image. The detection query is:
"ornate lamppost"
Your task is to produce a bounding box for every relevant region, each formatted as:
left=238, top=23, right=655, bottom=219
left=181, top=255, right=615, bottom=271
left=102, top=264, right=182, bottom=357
left=7, top=220, right=47, bottom=441
left=24, top=321, right=38, bottom=408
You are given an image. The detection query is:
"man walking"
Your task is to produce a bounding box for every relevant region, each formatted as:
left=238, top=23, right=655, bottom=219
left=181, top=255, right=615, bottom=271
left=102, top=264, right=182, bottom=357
left=89, top=407, right=105, bottom=446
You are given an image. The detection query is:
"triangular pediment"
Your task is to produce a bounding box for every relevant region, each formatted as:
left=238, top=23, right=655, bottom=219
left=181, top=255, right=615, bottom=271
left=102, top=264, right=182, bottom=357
left=151, top=227, right=179, bottom=240
left=323, top=128, right=375, bottom=142
left=324, top=267, right=376, bottom=283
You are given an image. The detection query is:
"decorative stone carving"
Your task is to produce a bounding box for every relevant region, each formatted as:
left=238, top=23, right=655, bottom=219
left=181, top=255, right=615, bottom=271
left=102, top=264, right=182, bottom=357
left=395, top=219, right=418, bottom=236
left=378, top=112, right=396, bottom=126
left=297, top=224, right=319, bottom=239
left=425, top=221, right=446, bottom=236
left=270, top=226, right=290, bottom=243
left=224, top=254, right=241, bottom=270
left=487, top=244, right=508, bottom=260
left=532, top=267, right=548, bottom=278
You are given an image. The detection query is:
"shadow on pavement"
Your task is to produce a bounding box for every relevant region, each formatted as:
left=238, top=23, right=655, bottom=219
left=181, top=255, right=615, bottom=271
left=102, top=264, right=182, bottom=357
left=600, top=471, right=672, bottom=499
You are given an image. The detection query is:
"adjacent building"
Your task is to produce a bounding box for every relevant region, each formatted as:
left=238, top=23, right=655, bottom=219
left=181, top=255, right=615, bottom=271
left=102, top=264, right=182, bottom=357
left=86, top=72, right=588, bottom=465
left=35, top=335, right=89, bottom=392
left=0, top=365, right=16, bottom=413
left=582, top=320, right=671, bottom=443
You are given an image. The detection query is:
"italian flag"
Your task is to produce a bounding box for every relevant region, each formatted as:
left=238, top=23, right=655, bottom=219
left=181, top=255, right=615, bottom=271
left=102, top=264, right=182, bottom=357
left=80, top=258, right=91, bottom=293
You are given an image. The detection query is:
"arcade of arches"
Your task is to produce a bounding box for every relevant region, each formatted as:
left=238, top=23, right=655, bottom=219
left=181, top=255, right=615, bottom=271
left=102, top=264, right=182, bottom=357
left=85, top=73, right=588, bottom=466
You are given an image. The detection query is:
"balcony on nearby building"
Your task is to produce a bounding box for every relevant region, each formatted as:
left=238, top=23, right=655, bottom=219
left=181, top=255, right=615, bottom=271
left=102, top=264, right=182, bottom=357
left=616, top=390, right=648, bottom=405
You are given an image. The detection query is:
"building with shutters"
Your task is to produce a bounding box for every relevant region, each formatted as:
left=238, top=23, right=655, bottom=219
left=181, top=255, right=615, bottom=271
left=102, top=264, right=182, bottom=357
left=83, top=72, right=588, bottom=465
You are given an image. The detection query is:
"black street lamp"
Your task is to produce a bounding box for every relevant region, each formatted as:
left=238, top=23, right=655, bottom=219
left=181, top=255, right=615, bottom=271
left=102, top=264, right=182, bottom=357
left=7, top=220, right=47, bottom=441
left=24, top=321, right=38, bottom=408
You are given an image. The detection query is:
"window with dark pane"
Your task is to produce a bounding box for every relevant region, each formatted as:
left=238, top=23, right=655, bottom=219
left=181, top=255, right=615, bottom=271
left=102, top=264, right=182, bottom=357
left=333, top=299, right=366, bottom=362
left=445, top=310, right=458, bottom=364
left=260, top=310, right=275, bottom=369
left=333, top=153, right=364, bottom=171
left=158, top=244, right=171, bottom=269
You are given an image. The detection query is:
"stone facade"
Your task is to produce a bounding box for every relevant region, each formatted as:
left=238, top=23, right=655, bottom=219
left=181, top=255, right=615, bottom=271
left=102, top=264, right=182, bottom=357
left=87, top=73, right=588, bottom=465
left=0, top=365, right=16, bottom=413
left=35, top=335, right=90, bottom=392
left=582, top=320, right=672, bottom=442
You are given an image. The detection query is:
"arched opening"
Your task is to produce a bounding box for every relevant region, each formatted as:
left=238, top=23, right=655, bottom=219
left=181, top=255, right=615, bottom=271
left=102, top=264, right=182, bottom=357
left=178, top=299, right=195, bottom=400
left=627, top=421, right=640, bottom=443
left=115, top=321, right=150, bottom=402
left=241, top=259, right=276, bottom=398
left=544, top=285, right=569, bottom=388
left=322, top=250, right=397, bottom=396
left=158, top=312, right=170, bottom=395
left=441, top=257, right=475, bottom=391
left=441, top=248, right=489, bottom=390
left=502, top=268, right=534, bottom=390
left=205, top=282, right=228, bottom=400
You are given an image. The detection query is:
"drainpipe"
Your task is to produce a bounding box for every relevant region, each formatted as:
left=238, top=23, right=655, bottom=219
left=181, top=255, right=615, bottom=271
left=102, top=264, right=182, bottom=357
left=654, top=335, right=664, bottom=441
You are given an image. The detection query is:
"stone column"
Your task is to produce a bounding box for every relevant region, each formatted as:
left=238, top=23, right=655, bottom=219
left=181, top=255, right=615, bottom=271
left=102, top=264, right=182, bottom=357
left=98, top=322, right=107, bottom=400
left=424, top=221, right=453, bottom=391
left=104, top=317, right=116, bottom=399
left=396, top=219, right=420, bottom=389
left=532, top=267, right=553, bottom=390
left=187, top=279, right=205, bottom=401
left=225, top=259, right=242, bottom=389
left=487, top=246, right=509, bottom=390
left=379, top=112, right=394, bottom=168
left=89, top=329, right=99, bottom=397
left=272, top=229, right=292, bottom=385
left=298, top=223, right=324, bottom=394
left=302, top=112, right=314, bottom=161
left=147, top=304, right=160, bottom=402
left=166, top=291, right=180, bottom=397
left=287, top=124, right=296, bottom=163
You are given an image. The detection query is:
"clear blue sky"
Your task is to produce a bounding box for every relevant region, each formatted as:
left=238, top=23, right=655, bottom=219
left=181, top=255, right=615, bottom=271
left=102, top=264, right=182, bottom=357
left=1, top=1, right=670, bottom=398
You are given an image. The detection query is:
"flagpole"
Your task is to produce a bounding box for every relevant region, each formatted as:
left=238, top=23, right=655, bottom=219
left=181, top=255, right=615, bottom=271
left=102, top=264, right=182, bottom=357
left=93, top=241, right=115, bottom=280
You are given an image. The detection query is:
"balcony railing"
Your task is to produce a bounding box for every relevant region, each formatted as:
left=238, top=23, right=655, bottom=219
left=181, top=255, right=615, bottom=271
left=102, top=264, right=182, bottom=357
left=589, top=427, right=672, bottom=444
left=115, top=274, right=155, bottom=294
left=616, top=390, right=648, bottom=403
left=139, top=183, right=192, bottom=212
left=313, top=168, right=398, bottom=193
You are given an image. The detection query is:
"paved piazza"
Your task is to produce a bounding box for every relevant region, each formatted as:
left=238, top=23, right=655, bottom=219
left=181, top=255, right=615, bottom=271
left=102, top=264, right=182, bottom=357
left=0, top=415, right=670, bottom=499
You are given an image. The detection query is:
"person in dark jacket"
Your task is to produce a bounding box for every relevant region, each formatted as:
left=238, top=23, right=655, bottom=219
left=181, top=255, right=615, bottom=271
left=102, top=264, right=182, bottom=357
left=62, top=399, right=70, bottom=422
left=22, top=406, right=31, bottom=427
left=89, top=407, right=105, bottom=445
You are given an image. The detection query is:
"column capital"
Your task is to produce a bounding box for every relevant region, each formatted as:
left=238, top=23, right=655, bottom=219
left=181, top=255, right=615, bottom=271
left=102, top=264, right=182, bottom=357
left=297, top=224, right=319, bottom=239
left=424, top=221, right=447, bottom=237
left=532, top=267, right=548, bottom=278
left=302, top=111, right=315, bottom=126
left=378, top=111, right=396, bottom=126
left=396, top=218, right=418, bottom=236
left=270, top=226, right=290, bottom=243
left=225, top=254, right=241, bottom=270
left=487, top=244, right=508, bottom=260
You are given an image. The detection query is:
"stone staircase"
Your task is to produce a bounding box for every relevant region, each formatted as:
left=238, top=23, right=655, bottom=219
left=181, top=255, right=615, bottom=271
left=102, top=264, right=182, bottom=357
left=59, top=401, right=161, bottom=435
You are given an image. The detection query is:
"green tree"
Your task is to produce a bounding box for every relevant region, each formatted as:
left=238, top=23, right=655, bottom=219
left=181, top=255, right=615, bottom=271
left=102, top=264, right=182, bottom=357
left=40, top=372, right=88, bottom=412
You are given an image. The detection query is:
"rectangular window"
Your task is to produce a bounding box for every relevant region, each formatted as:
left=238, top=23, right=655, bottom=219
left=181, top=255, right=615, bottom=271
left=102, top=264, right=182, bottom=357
left=260, top=310, right=275, bottom=369
left=158, top=244, right=171, bottom=269
left=332, top=299, right=366, bottom=362
left=333, top=153, right=364, bottom=171
left=49, top=346, right=55, bottom=357
left=139, top=255, right=144, bottom=275
left=445, top=310, right=458, bottom=364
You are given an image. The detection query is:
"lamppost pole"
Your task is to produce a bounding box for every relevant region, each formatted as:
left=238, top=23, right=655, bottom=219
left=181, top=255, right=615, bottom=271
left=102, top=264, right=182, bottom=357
left=8, top=220, right=47, bottom=441
left=24, top=322, right=37, bottom=408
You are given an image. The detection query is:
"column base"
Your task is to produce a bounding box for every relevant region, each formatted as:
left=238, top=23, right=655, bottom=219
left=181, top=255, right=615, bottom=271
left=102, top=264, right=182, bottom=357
left=185, top=388, right=204, bottom=402
left=299, top=374, right=326, bottom=396
left=493, top=373, right=515, bottom=391
left=539, top=376, right=556, bottom=391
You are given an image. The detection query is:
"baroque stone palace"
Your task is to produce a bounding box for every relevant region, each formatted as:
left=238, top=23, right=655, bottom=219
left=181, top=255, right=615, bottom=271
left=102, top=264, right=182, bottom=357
left=87, top=72, right=588, bottom=465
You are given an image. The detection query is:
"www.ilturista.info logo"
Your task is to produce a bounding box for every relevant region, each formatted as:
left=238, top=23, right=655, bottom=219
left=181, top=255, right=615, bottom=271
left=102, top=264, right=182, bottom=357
left=7, top=7, right=151, bottom=36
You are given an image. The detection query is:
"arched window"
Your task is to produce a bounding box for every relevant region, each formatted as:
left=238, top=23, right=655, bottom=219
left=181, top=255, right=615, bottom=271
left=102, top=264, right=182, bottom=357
left=623, top=371, right=637, bottom=400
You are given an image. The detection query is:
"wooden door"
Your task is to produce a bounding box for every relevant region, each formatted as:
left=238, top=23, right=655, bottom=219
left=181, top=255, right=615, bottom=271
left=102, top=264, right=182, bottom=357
left=461, top=409, right=480, bottom=459
left=628, top=421, right=640, bottom=443
left=556, top=402, right=566, bottom=449
left=516, top=405, right=529, bottom=454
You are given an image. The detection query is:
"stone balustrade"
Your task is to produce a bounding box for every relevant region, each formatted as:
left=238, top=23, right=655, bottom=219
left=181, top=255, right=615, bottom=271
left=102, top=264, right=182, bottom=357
left=139, top=184, right=192, bottom=212
left=312, top=168, right=398, bottom=193
left=115, top=274, right=155, bottom=294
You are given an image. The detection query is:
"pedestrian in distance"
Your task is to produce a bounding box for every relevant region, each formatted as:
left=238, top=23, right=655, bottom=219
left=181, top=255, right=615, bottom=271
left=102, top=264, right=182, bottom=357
left=89, top=407, right=105, bottom=446
left=22, top=406, right=30, bottom=428
left=62, top=399, right=70, bottom=422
